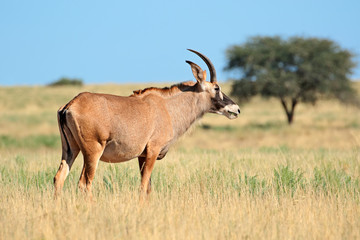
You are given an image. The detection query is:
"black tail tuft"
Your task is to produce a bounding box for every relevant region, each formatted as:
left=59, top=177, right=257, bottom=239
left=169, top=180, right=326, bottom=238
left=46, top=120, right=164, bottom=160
left=58, top=109, right=72, bottom=158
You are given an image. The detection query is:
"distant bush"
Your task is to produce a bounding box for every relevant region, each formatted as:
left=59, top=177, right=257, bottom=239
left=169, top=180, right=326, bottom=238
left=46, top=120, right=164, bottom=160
left=48, top=77, right=83, bottom=87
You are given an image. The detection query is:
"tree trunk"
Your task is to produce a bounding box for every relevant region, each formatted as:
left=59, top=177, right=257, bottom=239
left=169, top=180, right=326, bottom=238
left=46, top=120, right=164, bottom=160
left=280, top=98, right=298, bottom=125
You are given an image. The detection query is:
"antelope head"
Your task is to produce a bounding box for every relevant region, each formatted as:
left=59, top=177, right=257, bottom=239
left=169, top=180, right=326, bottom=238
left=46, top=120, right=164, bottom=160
left=186, top=49, right=240, bottom=119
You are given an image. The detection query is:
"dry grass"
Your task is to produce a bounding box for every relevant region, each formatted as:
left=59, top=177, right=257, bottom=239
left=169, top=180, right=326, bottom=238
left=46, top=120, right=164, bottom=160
left=0, top=82, right=360, bottom=239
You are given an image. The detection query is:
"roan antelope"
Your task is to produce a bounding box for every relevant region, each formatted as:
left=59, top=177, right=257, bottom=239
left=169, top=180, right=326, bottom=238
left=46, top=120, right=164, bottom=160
left=54, top=49, right=240, bottom=198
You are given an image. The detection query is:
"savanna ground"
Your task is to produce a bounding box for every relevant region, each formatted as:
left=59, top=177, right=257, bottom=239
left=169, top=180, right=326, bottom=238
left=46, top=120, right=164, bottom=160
left=0, top=82, right=359, bottom=239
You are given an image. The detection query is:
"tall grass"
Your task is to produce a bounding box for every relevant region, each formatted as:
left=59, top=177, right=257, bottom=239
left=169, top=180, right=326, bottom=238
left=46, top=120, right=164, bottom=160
left=0, top=149, right=359, bottom=239
left=0, top=83, right=360, bottom=239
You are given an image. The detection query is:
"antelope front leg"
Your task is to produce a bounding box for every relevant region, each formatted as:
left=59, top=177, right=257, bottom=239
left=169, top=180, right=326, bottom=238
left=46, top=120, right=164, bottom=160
left=139, top=148, right=159, bottom=196
left=138, top=157, right=152, bottom=194
left=78, top=163, right=86, bottom=193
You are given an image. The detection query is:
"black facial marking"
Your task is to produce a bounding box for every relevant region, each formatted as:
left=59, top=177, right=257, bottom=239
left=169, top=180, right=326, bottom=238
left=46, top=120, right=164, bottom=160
left=210, top=92, right=235, bottom=111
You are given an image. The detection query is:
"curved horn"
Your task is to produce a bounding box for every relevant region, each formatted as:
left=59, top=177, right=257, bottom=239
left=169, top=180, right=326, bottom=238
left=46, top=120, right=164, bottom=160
left=187, top=49, right=217, bottom=83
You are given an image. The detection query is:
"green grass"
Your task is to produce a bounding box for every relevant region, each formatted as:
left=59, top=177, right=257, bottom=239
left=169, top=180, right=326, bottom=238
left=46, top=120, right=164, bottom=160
left=0, top=134, right=60, bottom=149
left=274, top=165, right=306, bottom=197
left=1, top=152, right=358, bottom=200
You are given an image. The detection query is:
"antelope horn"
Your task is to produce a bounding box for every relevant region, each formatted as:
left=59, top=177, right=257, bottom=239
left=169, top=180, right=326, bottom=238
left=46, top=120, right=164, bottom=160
left=187, top=49, right=217, bottom=83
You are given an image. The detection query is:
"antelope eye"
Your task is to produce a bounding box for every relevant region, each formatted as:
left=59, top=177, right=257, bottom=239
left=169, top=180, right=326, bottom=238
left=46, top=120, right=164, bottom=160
left=214, top=86, right=220, bottom=91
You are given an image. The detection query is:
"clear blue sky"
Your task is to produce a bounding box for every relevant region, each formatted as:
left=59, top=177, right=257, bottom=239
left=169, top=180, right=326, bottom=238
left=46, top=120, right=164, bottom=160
left=1, top=0, right=359, bottom=85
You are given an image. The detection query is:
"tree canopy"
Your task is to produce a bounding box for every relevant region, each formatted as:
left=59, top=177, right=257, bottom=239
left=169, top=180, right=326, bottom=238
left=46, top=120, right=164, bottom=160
left=225, top=36, right=357, bottom=124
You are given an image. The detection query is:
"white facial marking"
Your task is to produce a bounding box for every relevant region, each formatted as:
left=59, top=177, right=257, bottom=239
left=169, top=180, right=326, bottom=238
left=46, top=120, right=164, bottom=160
left=223, top=104, right=240, bottom=119
left=219, top=90, right=223, bottom=100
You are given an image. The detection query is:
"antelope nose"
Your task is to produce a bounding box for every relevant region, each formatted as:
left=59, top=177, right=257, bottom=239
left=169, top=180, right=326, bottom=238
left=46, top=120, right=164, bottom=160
left=238, top=108, right=241, bottom=114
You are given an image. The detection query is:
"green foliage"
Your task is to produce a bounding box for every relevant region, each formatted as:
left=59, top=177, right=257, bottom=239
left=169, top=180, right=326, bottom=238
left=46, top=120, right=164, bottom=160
left=226, top=36, right=358, bottom=124
left=0, top=165, right=55, bottom=192
left=48, top=77, right=83, bottom=87
left=243, top=173, right=267, bottom=195
left=274, top=165, right=305, bottom=196
left=312, top=167, right=359, bottom=195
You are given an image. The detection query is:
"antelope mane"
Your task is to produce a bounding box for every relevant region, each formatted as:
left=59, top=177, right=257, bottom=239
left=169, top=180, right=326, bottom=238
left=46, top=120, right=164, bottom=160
left=130, top=81, right=196, bottom=98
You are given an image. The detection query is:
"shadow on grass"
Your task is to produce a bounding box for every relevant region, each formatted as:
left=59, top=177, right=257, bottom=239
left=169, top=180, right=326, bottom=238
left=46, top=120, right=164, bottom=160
left=201, top=120, right=284, bottom=132
left=245, top=121, right=284, bottom=130
left=201, top=124, right=236, bottom=132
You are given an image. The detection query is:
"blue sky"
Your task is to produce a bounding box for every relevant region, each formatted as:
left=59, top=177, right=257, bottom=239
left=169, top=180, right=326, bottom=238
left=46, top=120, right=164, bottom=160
left=0, top=0, right=359, bottom=85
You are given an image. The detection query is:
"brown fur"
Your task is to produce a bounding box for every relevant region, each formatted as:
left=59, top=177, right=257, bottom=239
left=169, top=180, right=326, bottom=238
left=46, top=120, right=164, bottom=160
left=53, top=51, right=240, bottom=198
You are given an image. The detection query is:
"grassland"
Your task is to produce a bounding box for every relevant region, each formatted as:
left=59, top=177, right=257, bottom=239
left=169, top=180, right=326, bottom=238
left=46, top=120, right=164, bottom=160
left=0, top=82, right=359, bottom=239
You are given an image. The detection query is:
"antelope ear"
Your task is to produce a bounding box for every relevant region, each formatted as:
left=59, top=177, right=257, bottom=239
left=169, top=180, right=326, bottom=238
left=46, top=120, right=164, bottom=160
left=185, top=60, right=206, bottom=83
left=202, top=70, right=207, bottom=82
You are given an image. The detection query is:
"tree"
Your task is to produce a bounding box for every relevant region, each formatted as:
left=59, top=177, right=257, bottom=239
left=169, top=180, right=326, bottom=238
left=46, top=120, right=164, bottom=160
left=225, top=36, right=357, bottom=124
